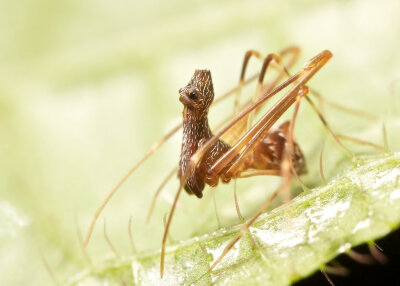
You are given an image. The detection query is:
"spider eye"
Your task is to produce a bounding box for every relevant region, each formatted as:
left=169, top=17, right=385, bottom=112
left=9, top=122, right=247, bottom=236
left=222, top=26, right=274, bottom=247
left=189, top=91, right=198, bottom=99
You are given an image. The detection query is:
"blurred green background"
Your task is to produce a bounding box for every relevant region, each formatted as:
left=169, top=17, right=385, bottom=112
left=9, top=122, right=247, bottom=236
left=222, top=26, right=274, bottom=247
left=0, top=0, right=399, bottom=285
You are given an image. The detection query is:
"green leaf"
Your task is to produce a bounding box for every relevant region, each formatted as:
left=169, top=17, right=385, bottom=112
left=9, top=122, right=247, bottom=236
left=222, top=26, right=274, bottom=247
left=69, top=152, right=400, bottom=285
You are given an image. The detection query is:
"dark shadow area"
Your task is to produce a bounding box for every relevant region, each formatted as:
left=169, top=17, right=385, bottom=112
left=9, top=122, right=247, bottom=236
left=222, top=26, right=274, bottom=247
left=294, top=227, right=400, bottom=286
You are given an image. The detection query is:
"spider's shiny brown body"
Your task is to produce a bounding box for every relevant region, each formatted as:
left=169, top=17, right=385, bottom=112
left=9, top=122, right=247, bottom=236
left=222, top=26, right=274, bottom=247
left=178, top=70, right=306, bottom=198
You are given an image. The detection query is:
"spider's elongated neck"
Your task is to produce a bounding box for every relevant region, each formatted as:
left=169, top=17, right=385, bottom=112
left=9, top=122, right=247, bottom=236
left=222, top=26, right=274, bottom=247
left=178, top=106, right=213, bottom=197
left=181, top=107, right=212, bottom=162
left=178, top=69, right=216, bottom=197
left=183, top=107, right=212, bottom=144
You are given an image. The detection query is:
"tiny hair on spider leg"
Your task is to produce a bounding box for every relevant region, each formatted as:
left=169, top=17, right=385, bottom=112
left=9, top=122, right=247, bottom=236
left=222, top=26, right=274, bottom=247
left=128, top=216, right=136, bottom=254
left=103, top=218, right=119, bottom=258
left=39, top=249, right=59, bottom=286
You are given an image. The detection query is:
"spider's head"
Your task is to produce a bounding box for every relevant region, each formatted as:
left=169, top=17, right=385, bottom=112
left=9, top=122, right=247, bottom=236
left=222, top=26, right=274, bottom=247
left=179, top=70, right=214, bottom=114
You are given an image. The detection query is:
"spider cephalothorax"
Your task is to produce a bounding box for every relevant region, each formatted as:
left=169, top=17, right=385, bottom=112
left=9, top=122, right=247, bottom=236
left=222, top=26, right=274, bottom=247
left=178, top=70, right=230, bottom=198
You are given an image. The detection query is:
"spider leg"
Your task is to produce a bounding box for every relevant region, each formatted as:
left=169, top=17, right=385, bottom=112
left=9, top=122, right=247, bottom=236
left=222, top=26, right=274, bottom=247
left=245, top=52, right=292, bottom=131
left=237, top=169, right=281, bottom=178
left=233, top=179, right=245, bottom=222
left=83, top=123, right=180, bottom=248
left=287, top=90, right=313, bottom=192
left=310, top=89, right=377, bottom=120
left=234, top=46, right=301, bottom=115
left=146, top=166, right=178, bottom=223
left=103, top=218, right=119, bottom=258
left=234, top=50, right=262, bottom=114
left=382, top=121, right=390, bottom=152
left=75, top=214, right=93, bottom=267
left=209, top=93, right=306, bottom=272
left=160, top=168, right=190, bottom=277
left=304, top=95, right=352, bottom=156
left=309, top=86, right=383, bottom=154
left=232, top=48, right=300, bottom=143
left=209, top=142, right=293, bottom=272
left=39, top=249, right=59, bottom=286
left=128, top=216, right=136, bottom=254
left=336, top=134, right=385, bottom=151
left=235, top=75, right=300, bottom=226
left=282, top=93, right=305, bottom=203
